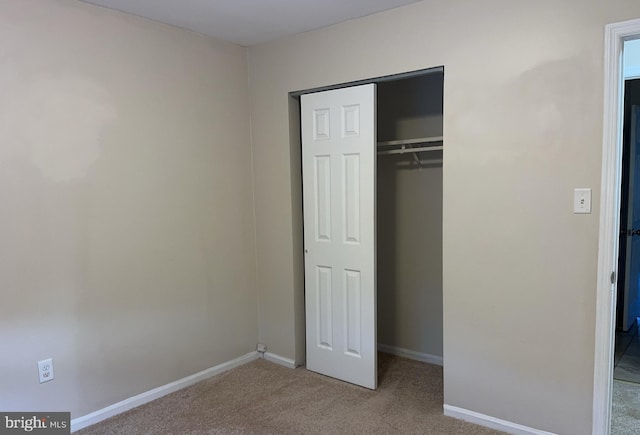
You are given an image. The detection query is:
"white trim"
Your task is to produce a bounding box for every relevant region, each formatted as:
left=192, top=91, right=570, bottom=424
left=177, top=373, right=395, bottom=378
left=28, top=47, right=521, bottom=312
left=70, top=351, right=259, bottom=432
left=594, top=17, right=640, bottom=435
left=263, top=352, right=297, bottom=368
left=443, top=405, right=556, bottom=435
left=377, top=343, right=443, bottom=366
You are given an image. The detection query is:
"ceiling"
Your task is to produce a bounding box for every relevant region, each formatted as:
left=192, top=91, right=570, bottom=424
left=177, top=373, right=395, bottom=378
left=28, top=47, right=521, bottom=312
left=81, top=0, right=422, bottom=46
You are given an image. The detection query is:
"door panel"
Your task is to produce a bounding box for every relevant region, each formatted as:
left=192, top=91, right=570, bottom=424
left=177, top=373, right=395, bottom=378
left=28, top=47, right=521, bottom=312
left=301, top=84, right=377, bottom=389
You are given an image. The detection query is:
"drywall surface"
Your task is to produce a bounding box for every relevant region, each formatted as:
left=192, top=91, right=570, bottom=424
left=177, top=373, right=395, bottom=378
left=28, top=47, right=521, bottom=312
left=0, top=0, right=256, bottom=418
left=377, top=160, right=443, bottom=357
left=247, top=1, right=640, bottom=433
left=377, top=73, right=444, bottom=142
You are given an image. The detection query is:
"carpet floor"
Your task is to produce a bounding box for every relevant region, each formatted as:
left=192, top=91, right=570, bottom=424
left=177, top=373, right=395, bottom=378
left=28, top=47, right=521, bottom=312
left=77, top=353, right=504, bottom=434
left=612, top=379, right=640, bottom=435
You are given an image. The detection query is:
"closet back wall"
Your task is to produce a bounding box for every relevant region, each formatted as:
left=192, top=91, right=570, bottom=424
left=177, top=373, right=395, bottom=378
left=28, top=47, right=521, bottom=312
left=377, top=162, right=443, bottom=357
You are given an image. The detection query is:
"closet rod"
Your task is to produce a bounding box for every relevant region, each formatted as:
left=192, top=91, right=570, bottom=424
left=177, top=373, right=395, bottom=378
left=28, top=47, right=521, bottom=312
left=377, top=136, right=443, bottom=147
left=377, top=145, right=443, bottom=155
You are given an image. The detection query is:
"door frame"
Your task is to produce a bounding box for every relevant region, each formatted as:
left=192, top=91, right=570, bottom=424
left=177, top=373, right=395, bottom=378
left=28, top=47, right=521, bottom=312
left=593, top=17, right=640, bottom=435
left=289, top=66, right=444, bottom=368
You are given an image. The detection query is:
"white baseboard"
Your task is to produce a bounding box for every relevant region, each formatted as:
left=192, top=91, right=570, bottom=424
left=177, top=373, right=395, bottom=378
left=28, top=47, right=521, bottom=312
left=71, top=351, right=259, bottom=432
left=443, top=404, right=556, bottom=435
left=263, top=351, right=297, bottom=368
left=377, top=343, right=443, bottom=366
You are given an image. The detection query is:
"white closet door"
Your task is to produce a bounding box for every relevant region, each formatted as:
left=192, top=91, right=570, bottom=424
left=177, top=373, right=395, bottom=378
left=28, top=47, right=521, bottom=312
left=301, top=84, right=377, bottom=389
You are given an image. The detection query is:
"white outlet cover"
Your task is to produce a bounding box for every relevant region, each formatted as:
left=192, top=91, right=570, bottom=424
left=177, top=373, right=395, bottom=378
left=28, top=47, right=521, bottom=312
left=38, top=358, right=54, bottom=383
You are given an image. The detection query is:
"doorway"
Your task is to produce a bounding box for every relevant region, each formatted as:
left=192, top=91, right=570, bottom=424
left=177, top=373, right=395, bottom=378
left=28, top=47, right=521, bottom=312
left=616, top=48, right=640, bottom=335
left=612, top=78, right=640, bottom=434
left=594, top=19, right=640, bottom=435
left=292, top=67, right=444, bottom=389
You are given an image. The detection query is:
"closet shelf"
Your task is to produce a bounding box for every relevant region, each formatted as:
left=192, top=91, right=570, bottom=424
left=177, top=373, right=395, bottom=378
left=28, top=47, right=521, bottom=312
left=377, top=136, right=443, bottom=155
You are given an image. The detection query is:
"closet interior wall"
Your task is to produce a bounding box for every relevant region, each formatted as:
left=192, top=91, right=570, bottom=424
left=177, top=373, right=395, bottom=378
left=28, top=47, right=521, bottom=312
left=376, top=72, right=444, bottom=359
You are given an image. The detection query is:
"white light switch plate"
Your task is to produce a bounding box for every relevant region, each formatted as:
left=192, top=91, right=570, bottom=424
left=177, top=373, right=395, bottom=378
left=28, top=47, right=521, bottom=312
left=574, top=188, right=592, bottom=214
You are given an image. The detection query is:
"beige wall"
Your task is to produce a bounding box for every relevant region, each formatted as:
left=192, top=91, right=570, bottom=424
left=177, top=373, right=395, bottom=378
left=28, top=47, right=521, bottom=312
left=248, top=1, right=640, bottom=433
left=0, top=0, right=257, bottom=418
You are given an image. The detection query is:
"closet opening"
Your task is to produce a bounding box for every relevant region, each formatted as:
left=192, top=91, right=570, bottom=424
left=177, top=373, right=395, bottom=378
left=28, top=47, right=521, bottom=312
left=376, top=72, right=444, bottom=366
left=289, top=67, right=444, bottom=387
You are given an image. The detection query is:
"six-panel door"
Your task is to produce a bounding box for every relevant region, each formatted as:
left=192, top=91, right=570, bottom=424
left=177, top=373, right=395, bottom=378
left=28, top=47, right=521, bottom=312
left=301, top=84, right=377, bottom=389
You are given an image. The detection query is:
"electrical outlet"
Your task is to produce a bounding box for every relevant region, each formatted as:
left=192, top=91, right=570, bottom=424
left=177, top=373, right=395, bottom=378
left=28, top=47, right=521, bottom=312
left=257, top=343, right=267, bottom=353
left=38, top=358, right=54, bottom=383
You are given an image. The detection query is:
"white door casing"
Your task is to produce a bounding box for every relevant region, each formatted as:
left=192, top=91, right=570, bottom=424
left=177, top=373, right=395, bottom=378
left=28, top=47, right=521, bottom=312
left=301, top=84, right=377, bottom=389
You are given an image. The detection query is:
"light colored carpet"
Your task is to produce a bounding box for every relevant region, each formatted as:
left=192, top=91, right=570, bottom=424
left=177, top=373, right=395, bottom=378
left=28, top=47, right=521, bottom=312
left=77, top=353, right=504, bottom=434
left=612, top=380, right=640, bottom=435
